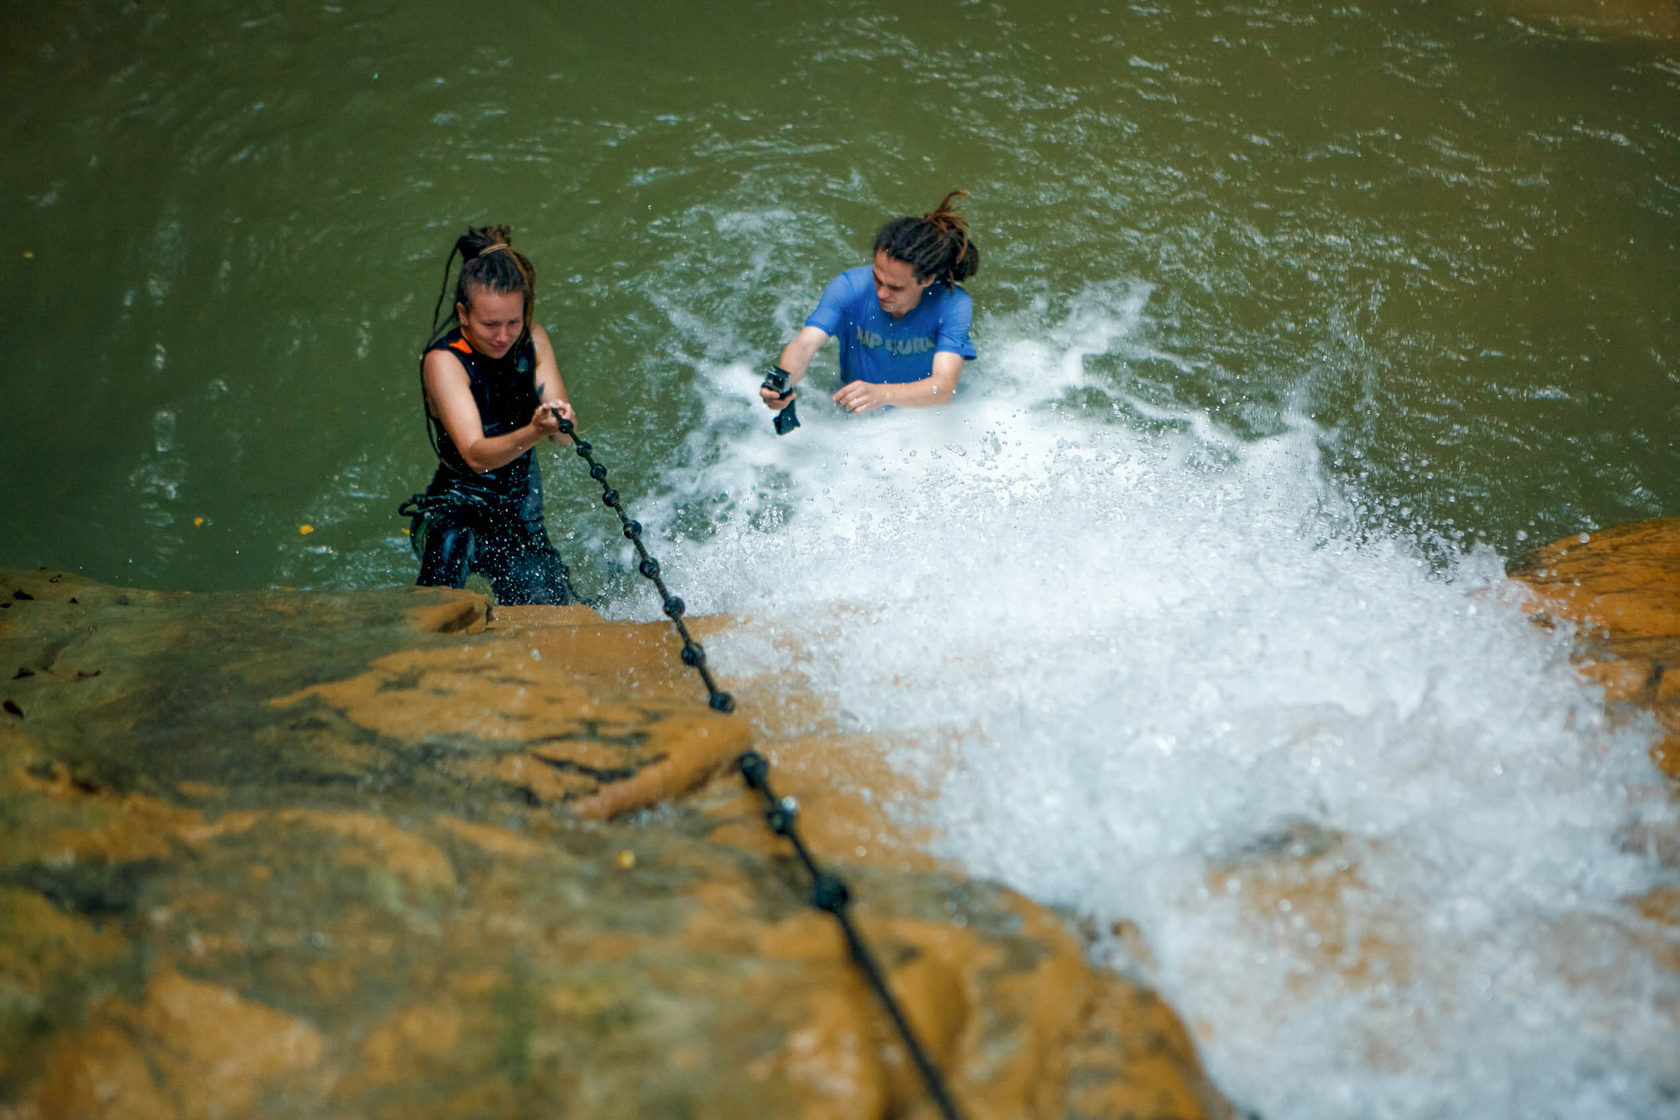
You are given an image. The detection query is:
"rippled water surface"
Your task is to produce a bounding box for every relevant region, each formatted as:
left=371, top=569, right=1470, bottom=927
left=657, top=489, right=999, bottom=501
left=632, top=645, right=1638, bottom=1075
left=3, top=2, right=1677, bottom=1117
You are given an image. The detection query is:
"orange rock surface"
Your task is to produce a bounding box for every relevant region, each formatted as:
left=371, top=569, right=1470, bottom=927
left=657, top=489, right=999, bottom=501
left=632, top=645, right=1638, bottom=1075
left=1508, top=516, right=1680, bottom=781
left=0, top=567, right=1230, bottom=1120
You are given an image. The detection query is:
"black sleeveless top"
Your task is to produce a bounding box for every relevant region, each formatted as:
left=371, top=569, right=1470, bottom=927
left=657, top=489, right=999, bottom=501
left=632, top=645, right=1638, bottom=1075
left=422, top=328, right=545, bottom=518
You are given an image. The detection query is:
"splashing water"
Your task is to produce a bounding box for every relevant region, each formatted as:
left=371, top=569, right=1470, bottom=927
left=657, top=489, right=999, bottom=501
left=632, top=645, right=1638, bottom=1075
left=613, top=282, right=1678, bottom=1120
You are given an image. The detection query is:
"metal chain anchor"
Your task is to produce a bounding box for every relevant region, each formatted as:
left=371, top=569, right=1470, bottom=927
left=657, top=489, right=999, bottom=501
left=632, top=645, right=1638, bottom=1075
left=551, top=416, right=967, bottom=1120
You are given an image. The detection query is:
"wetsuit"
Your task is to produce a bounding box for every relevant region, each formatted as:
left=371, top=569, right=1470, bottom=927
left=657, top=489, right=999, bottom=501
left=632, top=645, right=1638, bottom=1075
left=400, top=328, right=577, bottom=605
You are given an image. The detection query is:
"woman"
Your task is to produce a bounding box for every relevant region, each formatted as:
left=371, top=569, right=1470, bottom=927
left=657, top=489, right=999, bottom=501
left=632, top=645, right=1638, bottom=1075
left=760, top=190, right=979, bottom=416
left=401, top=224, right=579, bottom=605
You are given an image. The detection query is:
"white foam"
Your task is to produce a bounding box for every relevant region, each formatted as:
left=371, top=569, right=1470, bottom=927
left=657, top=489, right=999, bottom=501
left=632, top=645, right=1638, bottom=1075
left=625, top=282, right=1678, bottom=1119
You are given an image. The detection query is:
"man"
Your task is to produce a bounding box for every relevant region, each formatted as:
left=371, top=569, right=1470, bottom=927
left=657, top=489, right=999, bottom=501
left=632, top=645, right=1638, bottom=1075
left=762, top=190, right=980, bottom=416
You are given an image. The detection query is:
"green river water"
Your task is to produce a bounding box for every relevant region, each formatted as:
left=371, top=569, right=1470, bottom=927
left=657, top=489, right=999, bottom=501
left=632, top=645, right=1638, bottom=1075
left=1, top=0, right=1673, bottom=592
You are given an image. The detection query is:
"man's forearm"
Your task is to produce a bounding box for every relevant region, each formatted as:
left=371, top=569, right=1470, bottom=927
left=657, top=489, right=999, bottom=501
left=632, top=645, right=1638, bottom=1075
left=876, top=376, right=955, bottom=409
left=776, top=327, right=830, bottom=385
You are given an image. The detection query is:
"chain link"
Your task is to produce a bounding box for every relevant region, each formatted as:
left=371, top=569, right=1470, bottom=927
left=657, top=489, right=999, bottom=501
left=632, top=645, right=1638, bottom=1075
left=552, top=417, right=966, bottom=1120
left=556, top=417, right=733, bottom=713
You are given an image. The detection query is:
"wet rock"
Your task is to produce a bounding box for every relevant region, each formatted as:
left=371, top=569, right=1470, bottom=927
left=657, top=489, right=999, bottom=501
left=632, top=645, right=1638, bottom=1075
left=1509, top=516, right=1680, bottom=781
left=1507, top=518, right=1680, bottom=1035
left=0, top=568, right=1231, bottom=1119
left=1074, top=525, right=1680, bottom=1096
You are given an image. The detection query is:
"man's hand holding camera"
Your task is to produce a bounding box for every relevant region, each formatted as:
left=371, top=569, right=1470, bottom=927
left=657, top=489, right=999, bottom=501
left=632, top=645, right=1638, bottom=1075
left=760, top=365, right=801, bottom=435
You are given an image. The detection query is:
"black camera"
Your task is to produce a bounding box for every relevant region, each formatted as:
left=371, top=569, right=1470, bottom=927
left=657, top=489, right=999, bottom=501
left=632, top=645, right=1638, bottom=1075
left=760, top=366, right=800, bottom=435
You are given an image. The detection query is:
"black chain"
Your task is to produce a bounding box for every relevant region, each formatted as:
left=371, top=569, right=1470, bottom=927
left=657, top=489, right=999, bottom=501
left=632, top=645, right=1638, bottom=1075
left=555, top=417, right=733, bottom=713
left=737, top=750, right=966, bottom=1120
left=551, top=417, right=966, bottom=1120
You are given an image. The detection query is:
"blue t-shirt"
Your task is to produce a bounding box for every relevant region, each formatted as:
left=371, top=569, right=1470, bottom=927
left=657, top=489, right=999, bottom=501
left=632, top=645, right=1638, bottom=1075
left=803, top=265, right=977, bottom=385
